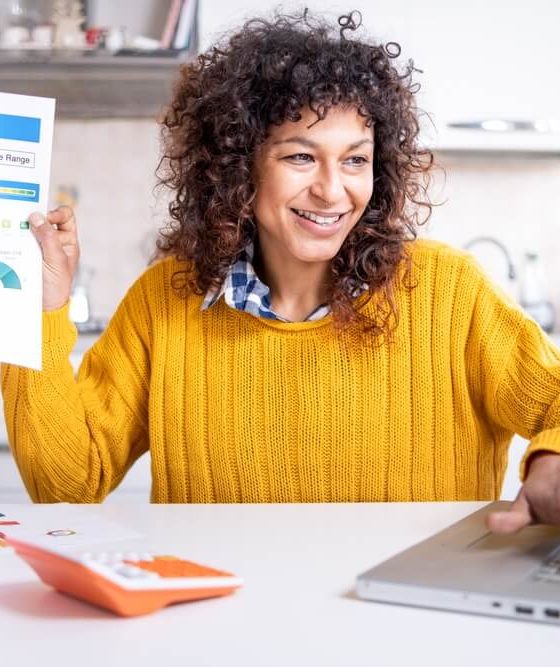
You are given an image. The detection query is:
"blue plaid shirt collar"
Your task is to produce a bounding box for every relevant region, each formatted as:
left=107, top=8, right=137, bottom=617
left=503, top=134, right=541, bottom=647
left=201, top=242, right=330, bottom=322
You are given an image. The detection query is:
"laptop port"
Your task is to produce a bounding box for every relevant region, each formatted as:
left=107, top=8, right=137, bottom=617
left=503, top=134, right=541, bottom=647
left=514, top=605, right=534, bottom=615
left=491, top=601, right=502, bottom=608
left=544, top=608, right=560, bottom=619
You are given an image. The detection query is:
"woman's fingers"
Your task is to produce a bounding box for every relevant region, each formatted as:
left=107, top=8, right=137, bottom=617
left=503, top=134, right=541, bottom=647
left=28, top=208, right=80, bottom=312
left=49, top=229, right=80, bottom=264
left=486, top=453, right=560, bottom=534
left=486, top=490, right=533, bottom=534
left=29, top=212, right=68, bottom=261
left=46, top=205, right=76, bottom=231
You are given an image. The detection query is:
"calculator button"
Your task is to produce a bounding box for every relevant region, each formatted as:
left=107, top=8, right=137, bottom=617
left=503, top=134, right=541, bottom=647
left=122, top=552, right=140, bottom=562
left=108, top=552, right=124, bottom=563
left=93, top=552, right=110, bottom=563
left=130, top=557, right=226, bottom=579
left=113, top=564, right=158, bottom=579
left=80, top=552, right=125, bottom=565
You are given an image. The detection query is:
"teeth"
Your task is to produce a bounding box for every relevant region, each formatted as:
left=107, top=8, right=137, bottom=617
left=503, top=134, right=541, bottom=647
left=295, top=209, right=342, bottom=226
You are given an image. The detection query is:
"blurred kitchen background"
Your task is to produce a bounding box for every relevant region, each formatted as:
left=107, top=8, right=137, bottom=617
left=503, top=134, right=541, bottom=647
left=0, top=0, right=559, bottom=501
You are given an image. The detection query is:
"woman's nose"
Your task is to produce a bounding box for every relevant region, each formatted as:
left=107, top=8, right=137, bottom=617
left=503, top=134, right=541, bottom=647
left=310, top=166, right=346, bottom=205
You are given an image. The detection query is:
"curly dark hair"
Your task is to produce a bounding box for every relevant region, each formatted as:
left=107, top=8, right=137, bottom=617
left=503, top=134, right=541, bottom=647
left=157, top=9, right=434, bottom=335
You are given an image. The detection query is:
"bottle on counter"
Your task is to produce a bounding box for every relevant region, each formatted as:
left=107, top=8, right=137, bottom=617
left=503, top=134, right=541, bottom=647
left=519, top=251, right=555, bottom=334
left=69, top=264, right=93, bottom=325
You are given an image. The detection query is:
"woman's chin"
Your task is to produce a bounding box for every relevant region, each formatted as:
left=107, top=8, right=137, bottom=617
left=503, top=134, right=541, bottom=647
left=290, top=240, right=345, bottom=265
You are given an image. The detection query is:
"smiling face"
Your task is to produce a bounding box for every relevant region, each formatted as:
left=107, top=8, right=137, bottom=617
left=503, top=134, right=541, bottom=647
left=252, top=106, right=374, bottom=283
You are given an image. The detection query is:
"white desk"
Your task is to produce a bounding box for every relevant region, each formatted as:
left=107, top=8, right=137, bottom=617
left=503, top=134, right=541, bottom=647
left=0, top=502, right=558, bottom=667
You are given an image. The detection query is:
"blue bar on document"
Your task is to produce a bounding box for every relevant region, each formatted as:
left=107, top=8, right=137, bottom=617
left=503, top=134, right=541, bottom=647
left=0, top=113, right=41, bottom=143
left=0, top=179, right=40, bottom=202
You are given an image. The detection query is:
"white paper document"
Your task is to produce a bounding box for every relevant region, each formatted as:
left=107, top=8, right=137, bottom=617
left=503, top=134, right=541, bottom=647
left=0, top=92, right=55, bottom=370
left=0, top=506, right=144, bottom=552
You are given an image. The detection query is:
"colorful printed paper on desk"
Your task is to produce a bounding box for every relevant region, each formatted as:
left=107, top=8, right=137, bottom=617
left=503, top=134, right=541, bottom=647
left=0, top=92, right=55, bottom=370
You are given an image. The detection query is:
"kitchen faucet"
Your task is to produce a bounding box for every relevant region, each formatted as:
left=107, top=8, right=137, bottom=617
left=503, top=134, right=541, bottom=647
left=463, top=236, right=517, bottom=281
left=464, top=236, right=555, bottom=333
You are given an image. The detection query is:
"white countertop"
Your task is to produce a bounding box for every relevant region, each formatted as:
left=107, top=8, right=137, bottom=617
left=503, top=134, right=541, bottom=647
left=0, top=502, right=558, bottom=667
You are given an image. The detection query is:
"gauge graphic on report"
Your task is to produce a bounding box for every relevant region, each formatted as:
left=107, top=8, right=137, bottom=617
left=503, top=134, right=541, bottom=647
left=0, top=211, right=33, bottom=292
left=0, top=261, right=22, bottom=290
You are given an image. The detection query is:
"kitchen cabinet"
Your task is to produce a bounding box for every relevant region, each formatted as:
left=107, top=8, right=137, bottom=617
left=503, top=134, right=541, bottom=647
left=4, top=1, right=558, bottom=143
left=379, top=1, right=560, bottom=153
left=200, top=0, right=560, bottom=153
left=0, top=52, right=186, bottom=119
left=0, top=0, right=193, bottom=118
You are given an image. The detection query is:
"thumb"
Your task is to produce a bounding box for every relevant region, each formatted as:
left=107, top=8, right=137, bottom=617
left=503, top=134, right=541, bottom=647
left=486, top=490, right=533, bottom=534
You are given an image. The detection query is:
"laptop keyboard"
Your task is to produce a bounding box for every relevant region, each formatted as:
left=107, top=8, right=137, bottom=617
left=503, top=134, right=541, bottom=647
left=534, top=545, right=560, bottom=582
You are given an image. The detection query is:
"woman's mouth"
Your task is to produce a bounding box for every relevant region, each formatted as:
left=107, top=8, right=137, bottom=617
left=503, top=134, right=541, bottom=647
left=292, top=208, right=345, bottom=227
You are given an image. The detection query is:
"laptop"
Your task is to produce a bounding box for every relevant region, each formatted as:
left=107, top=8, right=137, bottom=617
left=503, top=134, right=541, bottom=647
left=356, top=501, right=560, bottom=625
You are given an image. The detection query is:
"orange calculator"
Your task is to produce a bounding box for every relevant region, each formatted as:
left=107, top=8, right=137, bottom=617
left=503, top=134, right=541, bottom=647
left=7, top=536, right=243, bottom=617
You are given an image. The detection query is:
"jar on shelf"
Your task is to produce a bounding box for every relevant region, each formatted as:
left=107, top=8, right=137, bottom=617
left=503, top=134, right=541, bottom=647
left=0, top=0, right=54, bottom=48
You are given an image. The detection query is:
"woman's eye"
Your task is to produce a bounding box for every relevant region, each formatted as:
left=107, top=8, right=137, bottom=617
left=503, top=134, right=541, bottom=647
left=285, top=153, right=314, bottom=163
left=346, top=155, right=369, bottom=166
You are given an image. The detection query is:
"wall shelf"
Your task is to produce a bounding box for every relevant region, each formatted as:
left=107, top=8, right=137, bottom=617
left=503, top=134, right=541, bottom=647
left=0, top=51, right=190, bottom=119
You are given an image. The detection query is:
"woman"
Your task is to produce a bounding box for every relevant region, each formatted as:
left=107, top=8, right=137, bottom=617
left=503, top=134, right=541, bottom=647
left=2, top=11, right=560, bottom=532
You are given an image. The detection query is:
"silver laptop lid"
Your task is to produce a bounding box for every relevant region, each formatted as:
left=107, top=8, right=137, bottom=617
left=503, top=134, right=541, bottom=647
left=356, top=501, right=560, bottom=625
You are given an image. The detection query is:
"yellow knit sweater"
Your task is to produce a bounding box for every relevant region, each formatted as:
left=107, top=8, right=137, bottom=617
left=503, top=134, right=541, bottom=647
left=2, top=239, right=560, bottom=503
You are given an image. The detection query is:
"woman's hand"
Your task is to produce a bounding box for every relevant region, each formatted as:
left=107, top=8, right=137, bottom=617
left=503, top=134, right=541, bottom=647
left=486, top=452, right=560, bottom=533
left=29, top=206, right=80, bottom=312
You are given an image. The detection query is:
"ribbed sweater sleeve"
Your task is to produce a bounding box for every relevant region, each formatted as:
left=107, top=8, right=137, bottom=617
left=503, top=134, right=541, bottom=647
left=499, top=321, right=560, bottom=479
left=463, top=256, right=560, bottom=480
left=0, top=272, right=153, bottom=502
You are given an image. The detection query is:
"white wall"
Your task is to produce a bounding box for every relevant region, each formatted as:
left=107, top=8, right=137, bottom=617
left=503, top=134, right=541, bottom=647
left=49, top=119, right=165, bottom=318
left=425, top=154, right=560, bottom=315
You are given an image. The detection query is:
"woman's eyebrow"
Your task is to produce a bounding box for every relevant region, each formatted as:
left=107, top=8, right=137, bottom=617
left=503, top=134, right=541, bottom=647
left=272, top=137, right=374, bottom=150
